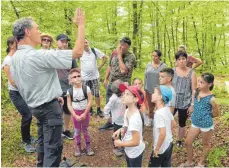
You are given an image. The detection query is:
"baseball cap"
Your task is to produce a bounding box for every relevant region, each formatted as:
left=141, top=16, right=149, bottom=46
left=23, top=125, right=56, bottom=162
left=119, top=84, right=144, bottom=104
left=159, top=85, right=172, bottom=104
left=56, top=34, right=70, bottom=41
left=120, top=37, right=131, bottom=46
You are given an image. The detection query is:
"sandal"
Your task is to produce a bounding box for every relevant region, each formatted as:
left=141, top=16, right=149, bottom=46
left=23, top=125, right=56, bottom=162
left=179, top=161, right=195, bottom=167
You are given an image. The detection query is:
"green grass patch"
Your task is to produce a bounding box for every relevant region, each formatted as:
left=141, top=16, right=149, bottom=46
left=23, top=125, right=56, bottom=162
left=207, top=146, right=227, bottom=167
left=1, top=109, right=37, bottom=167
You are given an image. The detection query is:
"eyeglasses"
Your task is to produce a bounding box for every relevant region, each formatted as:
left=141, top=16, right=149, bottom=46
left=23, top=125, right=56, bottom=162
left=71, top=75, right=81, bottom=79
left=42, top=38, right=51, bottom=42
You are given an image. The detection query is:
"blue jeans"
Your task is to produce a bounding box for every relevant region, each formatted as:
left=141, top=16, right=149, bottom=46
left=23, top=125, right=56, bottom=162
left=9, top=90, right=32, bottom=143
left=125, top=151, right=144, bottom=167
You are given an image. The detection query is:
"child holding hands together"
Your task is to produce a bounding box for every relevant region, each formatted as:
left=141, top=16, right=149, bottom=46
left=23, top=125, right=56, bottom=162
left=67, top=68, right=95, bottom=157
left=113, top=84, right=145, bottom=167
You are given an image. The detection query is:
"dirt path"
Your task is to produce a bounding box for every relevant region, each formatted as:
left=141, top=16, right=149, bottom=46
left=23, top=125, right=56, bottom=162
left=10, top=105, right=229, bottom=167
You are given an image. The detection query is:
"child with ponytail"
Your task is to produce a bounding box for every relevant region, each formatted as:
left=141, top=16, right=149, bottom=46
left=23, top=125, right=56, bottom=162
left=180, top=73, right=220, bottom=167
left=112, top=84, right=145, bottom=167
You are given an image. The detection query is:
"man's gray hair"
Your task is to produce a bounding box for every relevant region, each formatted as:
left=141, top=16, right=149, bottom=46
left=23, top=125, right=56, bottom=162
left=12, top=17, right=34, bottom=41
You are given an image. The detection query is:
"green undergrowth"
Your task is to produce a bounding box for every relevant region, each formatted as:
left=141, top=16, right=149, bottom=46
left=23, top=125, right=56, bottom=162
left=207, top=146, right=228, bottom=167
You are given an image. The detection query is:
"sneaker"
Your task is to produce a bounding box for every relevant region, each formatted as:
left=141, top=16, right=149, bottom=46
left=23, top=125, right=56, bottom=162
left=30, top=136, right=38, bottom=145
left=86, top=147, right=95, bottom=156
left=113, top=148, right=123, bottom=157
left=97, top=109, right=104, bottom=118
left=99, top=122, right=114, bottom=130
left=21, top=142, right=36, bottom=153
left=62, top=130, right=74, bottom=140
left=74, top=146, right=81, bottom=157
left=177, top=140, right=183, bottom=148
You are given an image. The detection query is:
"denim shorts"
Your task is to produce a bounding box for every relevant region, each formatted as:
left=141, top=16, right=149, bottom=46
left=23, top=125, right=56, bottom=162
left=191, top=124, right=214, bottom=132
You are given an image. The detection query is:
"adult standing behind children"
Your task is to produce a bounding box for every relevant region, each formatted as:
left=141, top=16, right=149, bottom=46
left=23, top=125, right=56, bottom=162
left=10, top=8, right=85, bottom=167
left=144, top=50, right=167, bottom=119
left=172, top=51, right=197, bottom=148
left=80, top=38, right=108, bottom=117
left=2, top=36, right=36, bottom=153
left=40, top=33, right=53, bottom=50
left=100, top=37, right=136, bottom=130
left=56, top=33, right=78, bottom=140
left=177, top=45, right=203, bottom=69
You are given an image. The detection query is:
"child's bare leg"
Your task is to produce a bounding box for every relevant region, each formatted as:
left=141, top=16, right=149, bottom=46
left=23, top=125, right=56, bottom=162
left=199, top=130, right=213, bottom=165
left=185, top=126, right=200, bottom=163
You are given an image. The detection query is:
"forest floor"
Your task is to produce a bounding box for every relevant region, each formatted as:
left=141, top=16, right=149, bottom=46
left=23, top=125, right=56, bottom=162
left=2, top=106, right=229, bottom=167
left=1, top=76, right=229, bottom=167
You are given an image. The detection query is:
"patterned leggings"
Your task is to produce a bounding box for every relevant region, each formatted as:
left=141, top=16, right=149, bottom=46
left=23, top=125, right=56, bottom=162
left=72, top=110, right=91, bottom=147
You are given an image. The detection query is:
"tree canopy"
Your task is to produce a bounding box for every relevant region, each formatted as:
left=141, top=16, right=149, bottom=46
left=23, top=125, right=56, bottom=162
left=2, top=1, right=229, bottom=69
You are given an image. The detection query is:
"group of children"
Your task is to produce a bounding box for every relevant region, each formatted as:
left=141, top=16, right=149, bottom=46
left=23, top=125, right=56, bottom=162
left=66, top=66, right=219, bottom=167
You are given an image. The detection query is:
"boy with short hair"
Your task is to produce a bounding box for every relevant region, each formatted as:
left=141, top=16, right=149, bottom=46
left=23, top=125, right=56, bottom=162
left=159, top=68, right=176, bottom=113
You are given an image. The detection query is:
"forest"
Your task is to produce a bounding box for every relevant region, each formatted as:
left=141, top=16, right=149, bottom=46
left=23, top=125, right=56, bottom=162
left=1, top=1, right=229, bottom=167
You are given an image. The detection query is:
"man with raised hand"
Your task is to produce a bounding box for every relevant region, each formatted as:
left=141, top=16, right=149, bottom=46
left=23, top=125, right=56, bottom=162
left=10, top=8, right=85, bottom=167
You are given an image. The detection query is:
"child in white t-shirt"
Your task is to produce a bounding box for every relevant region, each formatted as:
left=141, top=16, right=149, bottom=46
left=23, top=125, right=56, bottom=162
left=112, top=84, right=145, bottom=167
left=148, top=85, right=176, bottom=167
left=103, top=79, right=126, bottom=156
left=67, top=68, right=95, bottom=157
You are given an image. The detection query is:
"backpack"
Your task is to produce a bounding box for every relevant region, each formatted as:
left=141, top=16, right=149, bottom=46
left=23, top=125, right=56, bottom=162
left=68, top=84, right=88, bottom=102
left=91, top=48, right=97, bottom=58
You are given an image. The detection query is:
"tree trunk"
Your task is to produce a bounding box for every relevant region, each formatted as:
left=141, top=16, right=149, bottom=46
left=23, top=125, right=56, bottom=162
left=10, top=1, right=20, bottom=19
left=133, top=0, right=138, bottom=64
left=137, top=0, right=144, bottom=66
left=156, top=2, right=160, bottom=50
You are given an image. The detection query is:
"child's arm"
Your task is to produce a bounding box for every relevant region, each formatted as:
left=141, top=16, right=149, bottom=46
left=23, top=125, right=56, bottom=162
left=112, top=128, right=122, bottom=139
left=67, top=94, right=80, bottom=120
left=80, top=91, right=93, bottom=120
left=154, top=127, right=166, bottom=155
left=114, top=131, right=140, bottom=147
left=211, top=97, right=220, bottom=117
left=103, top=95, right=114, bottom=118
left=188, top=80, right=197, bottom=115
left=169, top=107, right=175, bottom=114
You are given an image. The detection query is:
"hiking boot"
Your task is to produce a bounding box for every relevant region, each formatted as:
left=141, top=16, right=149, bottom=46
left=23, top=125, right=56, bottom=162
left=97, top=109, right=104, bottom=118
left=99, top=122, right=114, bottom=130
left=21, top=142, right=36, bottom=153
left=74, top=146, right=81, bottom=157
left=86, top=147, right=95, bottom=156
left=113, top=148, right=124, bottom=157
left=62, top=130, right=74, bottom=140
